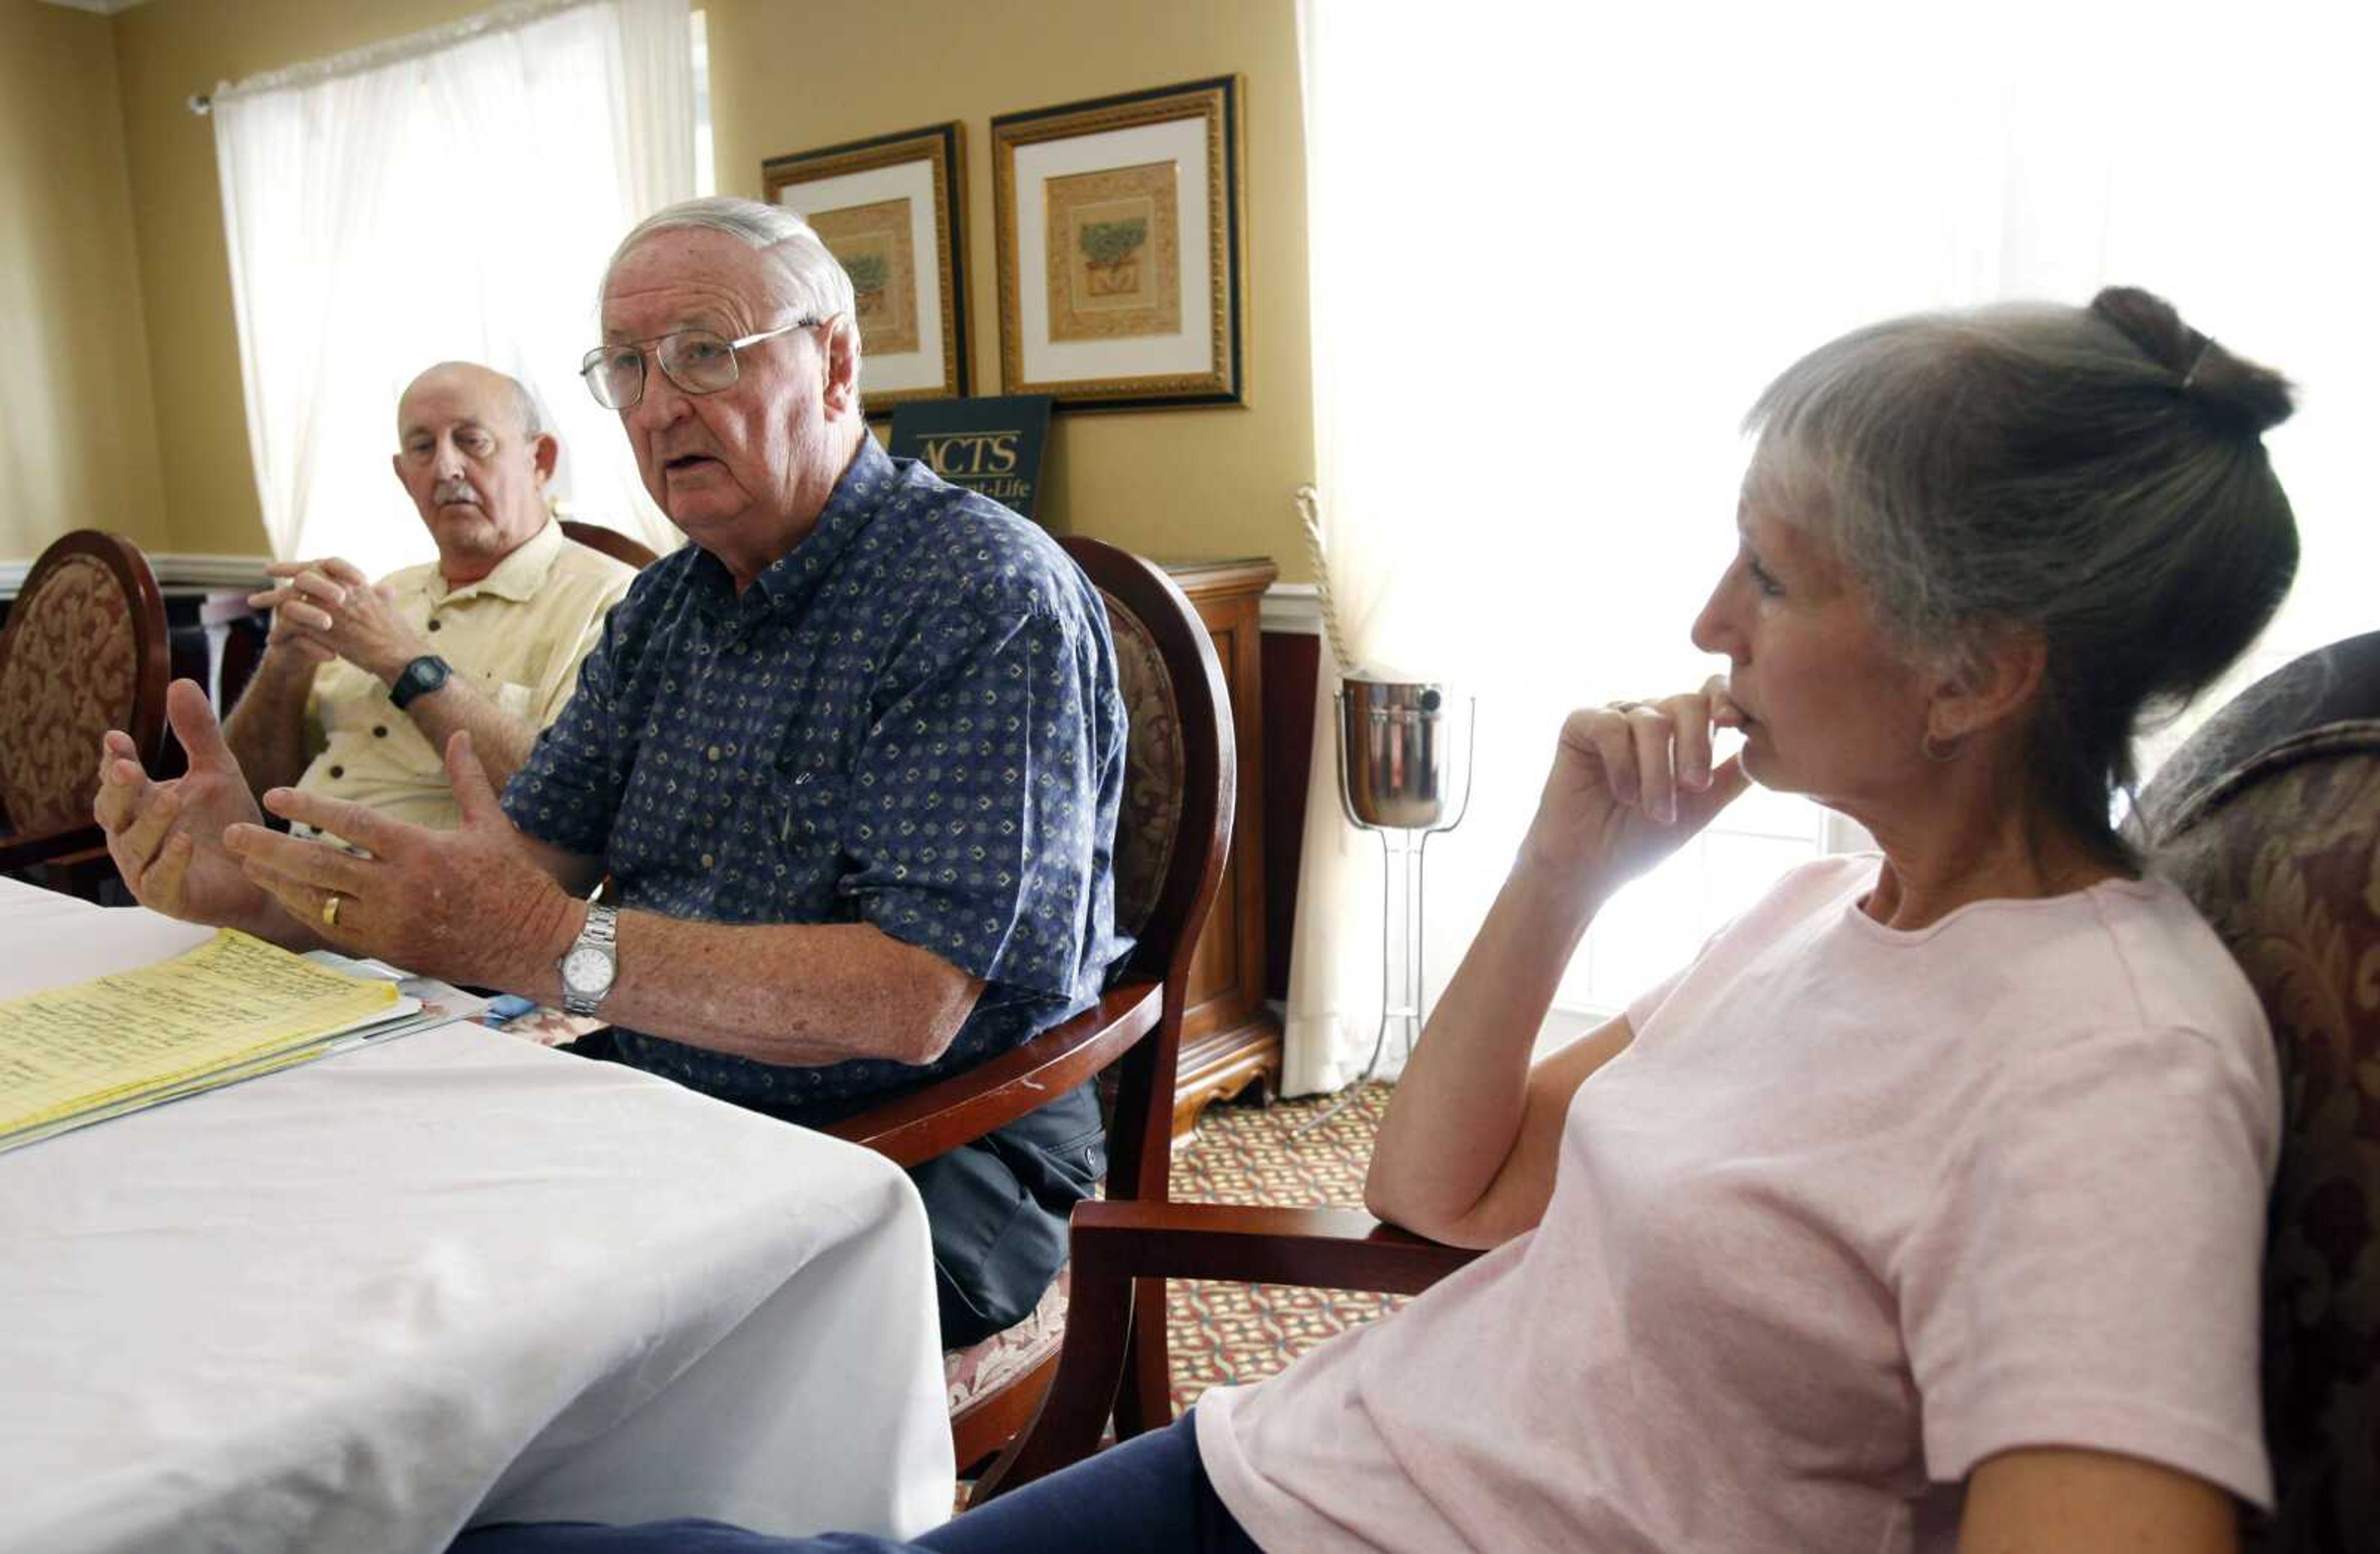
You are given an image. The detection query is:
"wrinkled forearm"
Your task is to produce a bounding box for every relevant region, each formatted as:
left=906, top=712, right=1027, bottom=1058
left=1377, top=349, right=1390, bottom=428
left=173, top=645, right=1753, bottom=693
left=1364, top=857, right=1602, bottom=1242
left=501, top=906, right=985, bottom=1069
left=223, top=648, right=319, bottom=799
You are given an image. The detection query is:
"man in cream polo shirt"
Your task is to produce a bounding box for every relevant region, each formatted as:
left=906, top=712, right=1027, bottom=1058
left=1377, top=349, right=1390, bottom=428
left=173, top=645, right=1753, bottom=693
left=223, top=361, right=637, bottom=838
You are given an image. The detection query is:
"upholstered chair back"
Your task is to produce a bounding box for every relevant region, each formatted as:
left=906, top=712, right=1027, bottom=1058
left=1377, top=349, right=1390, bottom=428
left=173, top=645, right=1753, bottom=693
left=2135, top=634, right=2380, bottom=1552
left=0, top=533, right=167, bottom=840
left=1099, top=593, right=1186, bottom=944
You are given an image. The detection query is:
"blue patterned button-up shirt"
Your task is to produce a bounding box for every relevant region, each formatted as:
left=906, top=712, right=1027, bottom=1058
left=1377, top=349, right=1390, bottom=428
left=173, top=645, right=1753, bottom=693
left=503, top=436, right=1128, bottom=1118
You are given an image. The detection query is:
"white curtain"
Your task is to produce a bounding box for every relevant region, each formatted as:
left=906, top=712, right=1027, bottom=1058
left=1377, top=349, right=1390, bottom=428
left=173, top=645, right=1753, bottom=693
left=213, top=0, right=693, bottom=576
left=1284, top=0, right=2380, bottom=1093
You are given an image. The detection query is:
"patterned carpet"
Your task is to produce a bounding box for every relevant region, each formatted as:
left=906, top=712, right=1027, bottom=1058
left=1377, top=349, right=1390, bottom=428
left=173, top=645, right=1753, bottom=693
left=1165, top=1082, right=1408, bottom=1414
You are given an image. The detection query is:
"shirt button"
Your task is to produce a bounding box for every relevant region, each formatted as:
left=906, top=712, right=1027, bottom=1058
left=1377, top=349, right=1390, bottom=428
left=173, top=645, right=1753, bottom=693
left=700, top=853, right=716, bottom=869
left=427, top=618, right=443, bottom=632
left=328, top=765, right=345, bottom=779
left=707, top=745, right=722, bottom=762
left=372, top=726, right=388, bottom=738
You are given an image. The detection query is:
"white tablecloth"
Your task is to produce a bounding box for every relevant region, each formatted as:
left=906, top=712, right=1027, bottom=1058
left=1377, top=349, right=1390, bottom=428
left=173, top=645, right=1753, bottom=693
left=0, top=880, right=954, bottom=1552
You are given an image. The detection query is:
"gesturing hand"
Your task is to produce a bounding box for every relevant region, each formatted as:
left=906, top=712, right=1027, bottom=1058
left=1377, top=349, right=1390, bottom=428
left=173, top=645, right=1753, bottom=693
left=221, top=730, right=575, bottom=988
left=250, top=557, right=424, bottom=682
left=1518, top=675, right=1755, bottom=904
left=94, top=678, right=278, bottom=932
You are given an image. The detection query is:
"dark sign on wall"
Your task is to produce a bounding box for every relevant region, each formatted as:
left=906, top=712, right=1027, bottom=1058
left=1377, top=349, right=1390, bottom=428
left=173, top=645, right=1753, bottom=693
left=887, top=395, right=1055, bottom=522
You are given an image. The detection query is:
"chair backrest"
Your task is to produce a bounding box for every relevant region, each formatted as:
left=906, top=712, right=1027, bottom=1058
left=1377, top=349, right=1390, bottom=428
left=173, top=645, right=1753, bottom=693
left=0, top=531, right=169, bottom=839
left=2135, top=631, right=2380, bottom=830
left=2133, top=636, right=2380, bottom=1551
left=558, top=519, right=661, bottom=571
left=1059, top=536, right=1235, bottom=1200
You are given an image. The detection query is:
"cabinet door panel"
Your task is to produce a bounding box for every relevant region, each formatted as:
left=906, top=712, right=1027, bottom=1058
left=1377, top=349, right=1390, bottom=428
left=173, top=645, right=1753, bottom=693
left=1161, top=558, right=1283, bottom=1134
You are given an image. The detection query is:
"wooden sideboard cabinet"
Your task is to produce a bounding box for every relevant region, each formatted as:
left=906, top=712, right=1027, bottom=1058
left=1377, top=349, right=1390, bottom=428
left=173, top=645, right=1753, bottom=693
left=1161, top=558, right=1282, bottom=1140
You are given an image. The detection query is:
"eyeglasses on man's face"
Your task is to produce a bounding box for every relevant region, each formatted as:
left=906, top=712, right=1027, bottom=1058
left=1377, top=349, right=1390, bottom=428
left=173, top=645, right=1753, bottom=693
left=580, top=318, right=822, bottom=410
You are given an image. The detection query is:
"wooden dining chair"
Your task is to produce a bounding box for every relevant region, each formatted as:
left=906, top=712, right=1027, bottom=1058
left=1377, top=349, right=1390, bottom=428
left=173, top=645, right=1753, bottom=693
left=0, top=530, right=170, bottom=895
left=827, top=535, right=1236, bottom=1495
left=557, top=519, right=661, bottom=571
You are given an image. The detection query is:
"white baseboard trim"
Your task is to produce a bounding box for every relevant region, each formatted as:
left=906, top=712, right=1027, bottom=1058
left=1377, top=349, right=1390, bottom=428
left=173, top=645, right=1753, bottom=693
left=1, top=553, right=273, bottom=600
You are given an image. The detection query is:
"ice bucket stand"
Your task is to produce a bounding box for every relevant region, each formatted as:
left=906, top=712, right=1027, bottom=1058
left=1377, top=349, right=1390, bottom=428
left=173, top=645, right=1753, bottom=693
left=1295, top=677, right=1473, bottom=1137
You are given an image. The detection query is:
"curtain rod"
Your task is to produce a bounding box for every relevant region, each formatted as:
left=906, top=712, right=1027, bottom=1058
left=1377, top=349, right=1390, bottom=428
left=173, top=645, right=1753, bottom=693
left=188, top=0, right=599, bottom=116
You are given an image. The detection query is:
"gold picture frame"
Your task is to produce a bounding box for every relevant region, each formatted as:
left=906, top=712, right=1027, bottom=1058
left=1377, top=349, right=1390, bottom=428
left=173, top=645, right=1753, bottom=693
left=992, top=76, right=1246, bottom=410
left=762, top=121, right=970, bottom=413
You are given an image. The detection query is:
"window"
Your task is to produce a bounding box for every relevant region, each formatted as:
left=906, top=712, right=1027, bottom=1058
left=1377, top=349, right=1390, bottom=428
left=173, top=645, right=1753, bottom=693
left=1287, top=0, right=2378, bottom=1085
left=212, top=0, right=695, bottom=574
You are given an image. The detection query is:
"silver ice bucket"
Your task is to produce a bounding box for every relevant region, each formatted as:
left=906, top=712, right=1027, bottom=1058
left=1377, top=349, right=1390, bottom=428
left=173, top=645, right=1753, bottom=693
left=1339, top=677, right=1463, bottom=830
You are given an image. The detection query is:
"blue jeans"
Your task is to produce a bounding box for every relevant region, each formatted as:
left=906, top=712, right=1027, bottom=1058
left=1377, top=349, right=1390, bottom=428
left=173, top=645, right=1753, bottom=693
left=450, top=1410, right=1260, bottom=1554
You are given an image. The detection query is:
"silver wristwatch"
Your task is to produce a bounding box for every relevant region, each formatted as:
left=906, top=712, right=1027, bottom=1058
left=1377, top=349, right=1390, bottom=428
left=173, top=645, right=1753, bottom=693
left=557, top=903, right=619, bottom=1016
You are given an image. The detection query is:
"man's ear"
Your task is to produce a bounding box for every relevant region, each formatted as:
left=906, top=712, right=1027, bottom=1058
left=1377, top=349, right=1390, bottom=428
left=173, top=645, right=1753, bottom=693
left=530, top=432, right=560, bottom=483
left=1929, top=622, right=2048, bottom=745
left=390, top=452, right=405, bottom=490
left=821, top=317, right=863, bottom=421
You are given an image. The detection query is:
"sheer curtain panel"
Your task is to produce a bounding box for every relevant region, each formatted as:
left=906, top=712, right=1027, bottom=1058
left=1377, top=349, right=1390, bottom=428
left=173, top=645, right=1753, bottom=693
left=213, top=0, right=694, bottom=575
left=1284, top=0, right=2379, bottom=1094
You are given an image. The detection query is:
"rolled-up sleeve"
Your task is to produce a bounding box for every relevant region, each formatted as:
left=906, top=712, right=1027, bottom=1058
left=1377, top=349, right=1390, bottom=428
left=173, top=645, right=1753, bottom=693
left=840, top=595, right=1106, bottom=999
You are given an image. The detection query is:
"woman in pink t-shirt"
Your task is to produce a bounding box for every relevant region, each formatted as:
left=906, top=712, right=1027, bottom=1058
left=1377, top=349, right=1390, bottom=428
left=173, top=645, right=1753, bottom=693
left=460, top=288, right=2300, bottom=1554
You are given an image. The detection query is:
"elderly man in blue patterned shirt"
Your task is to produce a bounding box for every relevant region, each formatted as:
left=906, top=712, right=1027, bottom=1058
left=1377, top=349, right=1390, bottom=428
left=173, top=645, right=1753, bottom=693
left=159, top=196, right=1131, bottom=1346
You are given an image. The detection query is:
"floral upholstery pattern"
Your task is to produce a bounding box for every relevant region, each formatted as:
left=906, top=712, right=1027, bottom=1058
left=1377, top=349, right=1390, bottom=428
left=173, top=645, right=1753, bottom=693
left=0, top=554, right=139, bottom=837
left=2146, top=723, right=2380, bottom=1552
left=946, top=1261, right=1069, bottom=1418
left=1103, top=590, right=1184, bottom=941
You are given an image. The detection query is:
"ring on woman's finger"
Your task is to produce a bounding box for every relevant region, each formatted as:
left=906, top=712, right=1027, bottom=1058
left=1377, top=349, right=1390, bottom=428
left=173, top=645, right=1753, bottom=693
left=322, top=893, right=343, bottom=928
left=1606, top=698, right=1648, bottom=714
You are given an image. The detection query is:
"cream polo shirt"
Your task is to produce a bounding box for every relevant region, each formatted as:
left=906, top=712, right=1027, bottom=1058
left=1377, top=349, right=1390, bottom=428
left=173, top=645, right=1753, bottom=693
left=296, top=519, right=637, bottom=834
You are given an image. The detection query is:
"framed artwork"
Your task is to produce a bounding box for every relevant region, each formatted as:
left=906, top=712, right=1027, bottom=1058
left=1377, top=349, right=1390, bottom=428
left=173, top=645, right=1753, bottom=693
left=991, top=76, right=1246, bottom=411
left=762, top=121, right=969, bottom=413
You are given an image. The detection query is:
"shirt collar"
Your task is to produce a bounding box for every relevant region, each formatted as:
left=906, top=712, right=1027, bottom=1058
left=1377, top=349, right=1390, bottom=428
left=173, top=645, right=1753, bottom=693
left=428, top=517, right=565, bottom=605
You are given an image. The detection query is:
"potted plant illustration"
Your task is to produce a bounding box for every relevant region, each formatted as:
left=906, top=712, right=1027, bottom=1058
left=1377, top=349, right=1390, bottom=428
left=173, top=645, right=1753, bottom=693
left=1078, top=217, right=1147, bottom=296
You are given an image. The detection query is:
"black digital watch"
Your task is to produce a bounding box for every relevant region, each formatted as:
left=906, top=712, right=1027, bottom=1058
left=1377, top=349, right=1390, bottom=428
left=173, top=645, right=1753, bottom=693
left=389, top=654, right=453, bottom=710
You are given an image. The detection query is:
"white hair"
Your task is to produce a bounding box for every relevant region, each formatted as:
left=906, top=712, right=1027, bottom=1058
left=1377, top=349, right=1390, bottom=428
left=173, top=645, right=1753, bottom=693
left=600, top=196, right=858, bottom=330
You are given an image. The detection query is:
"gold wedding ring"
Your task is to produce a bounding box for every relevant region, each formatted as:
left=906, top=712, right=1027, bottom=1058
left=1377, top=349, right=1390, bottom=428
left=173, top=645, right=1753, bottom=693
left=322, top=893, right=343, bottom=928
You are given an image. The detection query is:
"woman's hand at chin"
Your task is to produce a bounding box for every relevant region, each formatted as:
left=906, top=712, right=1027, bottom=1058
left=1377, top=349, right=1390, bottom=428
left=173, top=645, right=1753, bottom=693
left=1516, top=674, right=1752, bottom=906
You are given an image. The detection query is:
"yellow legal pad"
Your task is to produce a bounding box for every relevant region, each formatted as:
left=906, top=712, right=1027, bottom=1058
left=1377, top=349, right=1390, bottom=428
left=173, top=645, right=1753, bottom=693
left=0, top=928, right=403, bottom=1144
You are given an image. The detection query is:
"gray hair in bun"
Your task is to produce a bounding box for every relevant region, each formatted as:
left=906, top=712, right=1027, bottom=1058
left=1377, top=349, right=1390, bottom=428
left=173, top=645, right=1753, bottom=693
left=1743, top=286, right=2300, bottom=866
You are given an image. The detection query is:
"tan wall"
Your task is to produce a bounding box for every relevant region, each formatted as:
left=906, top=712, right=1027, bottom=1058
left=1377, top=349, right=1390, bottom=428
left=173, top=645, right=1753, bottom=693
left=705, top=0, right=1314, bottom=575
left=95, top=0, right=1316, bottom=573
left=0, top=0, right=167, bottom=561
left=110, top=0, right=504, bottom=558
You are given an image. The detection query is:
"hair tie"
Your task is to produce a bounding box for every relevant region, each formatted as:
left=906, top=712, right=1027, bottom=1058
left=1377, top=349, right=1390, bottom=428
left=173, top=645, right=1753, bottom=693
left=2180, top=338, right=2218, bottom=390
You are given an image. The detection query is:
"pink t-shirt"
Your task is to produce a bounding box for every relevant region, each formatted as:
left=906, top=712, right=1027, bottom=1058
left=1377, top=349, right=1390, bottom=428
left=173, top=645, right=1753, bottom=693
left=1197, top=855, right=2278, bottom=1552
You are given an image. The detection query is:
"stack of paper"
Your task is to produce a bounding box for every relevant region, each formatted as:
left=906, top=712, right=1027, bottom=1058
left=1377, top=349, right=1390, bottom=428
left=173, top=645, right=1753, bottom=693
left=0, top=929, right=443, bottom=1155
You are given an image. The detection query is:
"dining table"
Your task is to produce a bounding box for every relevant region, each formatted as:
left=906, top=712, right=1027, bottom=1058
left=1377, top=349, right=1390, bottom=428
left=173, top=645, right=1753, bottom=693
left=0, top=875, right=955, bottom=1552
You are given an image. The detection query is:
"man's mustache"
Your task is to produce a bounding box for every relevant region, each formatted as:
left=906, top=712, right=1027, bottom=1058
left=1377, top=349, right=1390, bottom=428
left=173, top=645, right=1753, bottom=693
left=433, top=476, right=480, bottom=507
